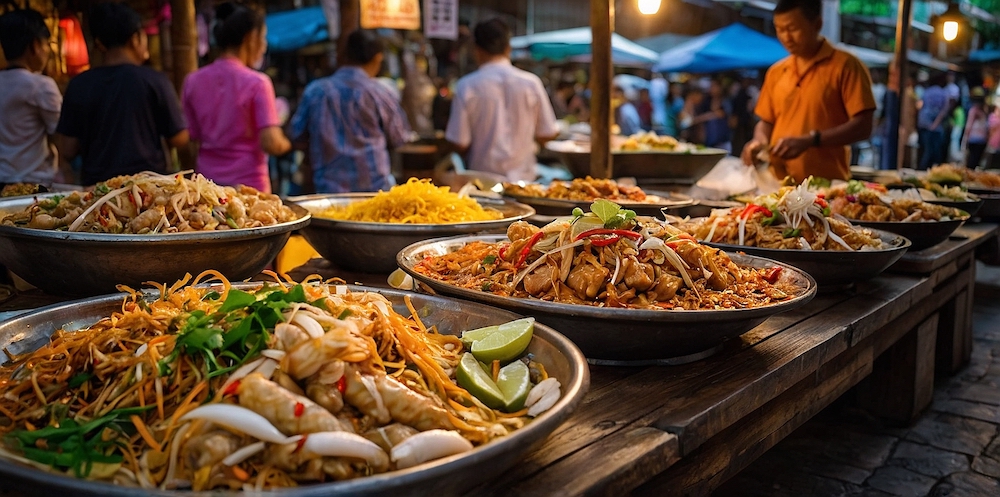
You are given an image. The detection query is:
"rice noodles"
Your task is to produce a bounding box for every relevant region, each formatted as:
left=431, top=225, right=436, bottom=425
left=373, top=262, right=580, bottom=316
left=318, top=178, right=503, bottom=224
left=1, top=172, right=299, bottom=233
left=412, top=202, right=798, bottom=310
left=0, top=274, right=554, bottom=490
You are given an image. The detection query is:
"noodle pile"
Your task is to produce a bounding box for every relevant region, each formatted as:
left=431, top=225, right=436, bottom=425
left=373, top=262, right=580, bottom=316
left=826, top=180, right=968, bottom=222
left=1, top=171, right=299, bottom=233
left=503, top=177, right=651, bottom=203
left=319, top=178, right=503, bottom=224
left=413, top=201, right=799, bottom=310
left=0, top=273, right=554, bottom=490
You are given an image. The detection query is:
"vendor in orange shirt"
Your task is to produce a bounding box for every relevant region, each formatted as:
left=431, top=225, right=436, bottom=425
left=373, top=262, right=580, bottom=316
left=741, top=0, right=876, bottom=182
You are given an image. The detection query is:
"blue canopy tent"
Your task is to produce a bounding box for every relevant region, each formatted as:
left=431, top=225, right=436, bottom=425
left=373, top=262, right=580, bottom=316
left=969, top=49, right=1000, bottom=63
left=265, top=7, right=329, bottom=52
left=510, top=28, right=659, bottom=65
left=653, top=24, right=787, bottom=73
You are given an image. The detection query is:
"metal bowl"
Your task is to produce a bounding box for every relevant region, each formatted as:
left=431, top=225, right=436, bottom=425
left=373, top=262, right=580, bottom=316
left=704, top=229, right=911, bottom=288
left=926, top=198, right=984, bottom=217
left=0, top=194, right=310, bottom=297
left=503, top=190, right=694, bottom=217
left=290, top=194, right=534, bottom=274
left=851, top=218, right=967, bottom=251
left=662, top=199, right=745, bottom=219
left=0, top=284, right=589, bottom=497
left=546, top=144, right=727, bottom=182
left=397, top=235, right=817, bottom=365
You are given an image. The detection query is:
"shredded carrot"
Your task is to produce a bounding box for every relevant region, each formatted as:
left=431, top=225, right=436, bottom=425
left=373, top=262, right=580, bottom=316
left=130, top=414, right=163, bottom=452
left=497, top=408, right=529, bottom=418
left=491, top=360, right=500, bottom=382
left=231, top=465, right=250, bottom=482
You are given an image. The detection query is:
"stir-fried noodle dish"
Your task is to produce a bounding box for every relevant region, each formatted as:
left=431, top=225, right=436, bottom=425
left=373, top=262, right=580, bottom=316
left=503, top=177, right=652, bottom=203
left=675, top=179, right=885, bottom=251
left=0, top=172, right=299, bottom=233
left=0, top=274, right=560, bottom=490
left=317, top=178, right=503, bottom=224
left=413, top=200, right=799, bottom=310
left=825, top=180, right=968, bottom=222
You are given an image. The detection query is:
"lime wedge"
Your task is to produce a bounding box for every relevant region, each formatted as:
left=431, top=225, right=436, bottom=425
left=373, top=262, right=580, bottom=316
left=497, top=361, right=532, bottom=412
left=387, top=269, right=414, bottom=290
left=470, top=317, right=534, bottom=363
left=460, top=324, right=499, bottom=348
left=456, top=353, right=505, bottom=410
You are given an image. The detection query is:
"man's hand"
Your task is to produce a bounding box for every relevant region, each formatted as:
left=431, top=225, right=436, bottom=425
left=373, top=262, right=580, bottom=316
left=741, top=139, right=766, bottom=166
left=771, top=135, right=812, bottom=160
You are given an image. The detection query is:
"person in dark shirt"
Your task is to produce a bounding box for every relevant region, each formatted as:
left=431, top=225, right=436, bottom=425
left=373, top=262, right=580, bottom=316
left=56, top=2, right=188, bottom=186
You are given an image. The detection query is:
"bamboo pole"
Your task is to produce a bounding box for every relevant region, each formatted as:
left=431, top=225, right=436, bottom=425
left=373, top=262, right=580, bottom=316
left=169, top=0, right=197, bottom=94
left=589, top=0, right=613, bottom=178
left=889, top=0, right=913, bottom=170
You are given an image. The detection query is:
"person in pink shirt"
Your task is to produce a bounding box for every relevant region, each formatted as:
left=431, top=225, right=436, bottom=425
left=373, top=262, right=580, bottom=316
left=181, top=2, right=290, bottom=192
left=988, top=104, right=1000, bottom=170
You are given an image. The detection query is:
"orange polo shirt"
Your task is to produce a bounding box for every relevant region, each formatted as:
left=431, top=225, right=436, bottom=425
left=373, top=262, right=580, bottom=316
left=756, top=40, right=876, bottom=182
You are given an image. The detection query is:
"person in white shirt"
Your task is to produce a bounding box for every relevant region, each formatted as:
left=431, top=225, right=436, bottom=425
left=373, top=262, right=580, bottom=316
left=445, top=18, right=560, bottom=183
left=0, top=9, right=68, bottom=186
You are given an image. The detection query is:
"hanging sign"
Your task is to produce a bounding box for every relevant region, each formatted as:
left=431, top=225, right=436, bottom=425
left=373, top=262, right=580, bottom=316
left=424, top=0, right=458, bottom=40
left=360, top=0, right=421, bottom=30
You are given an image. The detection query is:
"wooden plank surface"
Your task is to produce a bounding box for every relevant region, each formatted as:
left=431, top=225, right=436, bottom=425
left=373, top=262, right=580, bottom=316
left=892, top=223, right=998, bottom=273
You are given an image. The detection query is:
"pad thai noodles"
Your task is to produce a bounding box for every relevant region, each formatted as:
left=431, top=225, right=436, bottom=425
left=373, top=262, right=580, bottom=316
left=1, top=172, right=299, bottom=233
left=927, top=164, right=1000, bottom=189
left=413, top=200, right=798, bottom=310
left=825, top=180, right=968, bottom=222
left=503, top=177, right=654, bottom=203
left=318, top=178, right=503, bottom=224
left=674, top=180, right=885, bottom=251
left=0, top=274, right=559, bottom=490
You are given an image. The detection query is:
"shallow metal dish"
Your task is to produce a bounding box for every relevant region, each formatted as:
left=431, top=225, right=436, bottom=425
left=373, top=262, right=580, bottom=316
left=503, top=190, right=694, bottom=217
left=925, top=198, right=984, bottom=218
left=851, top=218, right=967, bottom=251
left=0, top=284, right=589, bottom=497
left=704, top=229, right=910, bottom=288
left=661, top=199, right=745, bottom=219
left=0, top=194, right=310, bottom=297
left=290, top=194, right=534, bottom=274
left=397, top=235, right=817, bottom=365
left=546, top=144, right=728, bottom=182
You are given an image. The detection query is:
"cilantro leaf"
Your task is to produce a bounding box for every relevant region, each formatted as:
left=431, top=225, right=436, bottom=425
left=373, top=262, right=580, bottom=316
left=591, top=199, right=622, bottom=225
left=218, top=289, right=256, bottom=313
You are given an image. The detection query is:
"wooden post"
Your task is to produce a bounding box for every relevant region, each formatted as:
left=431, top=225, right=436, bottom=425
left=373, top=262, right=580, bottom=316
left=338, top=0, right=360, bottom=67
left=890, top=0, right=913, bottom=170
left=589, top=0, right=613, bottom=179
left=169, top=0, right=197, bottom=94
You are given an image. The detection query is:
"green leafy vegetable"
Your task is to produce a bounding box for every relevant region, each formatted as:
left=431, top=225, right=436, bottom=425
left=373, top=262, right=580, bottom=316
left=782, top=228, right=802, bottom=238
left=482, top=254, right=497, bottom=265
left=589, top=199, right=636, bottom=229
left=4, top=405, right=153, bottom=477
left=94, top=184, right=111, bottom=195
left=337, top=309, right=352, bottom=320
left=808, top=177, right=832, bottom=189
left=67, top=373, right=93, bottom=389
left=760, top=211, right=782, bottom=226
left=846, top=180, right=866, bottom=195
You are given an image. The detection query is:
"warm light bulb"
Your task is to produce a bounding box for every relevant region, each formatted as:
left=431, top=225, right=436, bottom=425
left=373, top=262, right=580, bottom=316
left=638, top=0, right=661, bottom=15
left=943, top=20, right=959, bottom=41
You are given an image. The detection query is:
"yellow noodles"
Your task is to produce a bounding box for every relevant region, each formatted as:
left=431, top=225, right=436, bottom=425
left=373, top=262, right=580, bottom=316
left=319, top=178, right=503, bottom=224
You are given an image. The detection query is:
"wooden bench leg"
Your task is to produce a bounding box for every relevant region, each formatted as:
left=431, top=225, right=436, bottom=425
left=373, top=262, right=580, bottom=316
left=857, top=313, right=938, bottom=425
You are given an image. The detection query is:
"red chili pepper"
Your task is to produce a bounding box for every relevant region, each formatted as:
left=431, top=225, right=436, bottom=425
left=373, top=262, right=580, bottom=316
left=497, top=244, right=509, bottom=260
left=515, top=231, right=546, bottom=268
left=222, top=379, right=241, bottom=397
left=815, top=197, right=828, bottom=208
left=762, top=266, right=783, bottom=284
left=294, top=402, right=305, bottom=417
left=573, top=228, right=642, bottom=242
left=336, top=376, right=347, bottom=394
left=816, top=192, right=825, bottom=199
left=219, top=197, right=228, bottom=205
left=741, top=204, right=773, bottom=219
left=293, top=435, right=308, bottom=453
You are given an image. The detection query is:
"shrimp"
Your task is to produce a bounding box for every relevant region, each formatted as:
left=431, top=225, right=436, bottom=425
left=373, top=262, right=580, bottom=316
left=361, top=424, right=418, bottom=453
left=237, top=373, right=347, bottom=435
left=182, top=429, right=242, bottom=469
left=304, top=361, right=346, bottom=414
left=343, top=366, right=454, bottom=431
left=280, top=326, right=369, bottom=380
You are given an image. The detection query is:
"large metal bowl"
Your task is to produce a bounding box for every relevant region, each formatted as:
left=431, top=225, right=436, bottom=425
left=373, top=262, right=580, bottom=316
left=546, top=143, right=727, bottom=182
left=851, top=218, right=967, bottom=251
left=397, top=235, right=817, bottom=365
left=0, top=194, right=310, bottom=297
left=704, top=229, right=911, bottom=288
left=290, top=194, right=534, bottom=274
left=0, top=284, right=589, bottom=497
left=926, top=198, right=984, bottom=218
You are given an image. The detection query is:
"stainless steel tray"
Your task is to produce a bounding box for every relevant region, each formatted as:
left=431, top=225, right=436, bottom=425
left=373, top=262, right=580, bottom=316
left=398, top=235, right=817, bottom=365
left=0, top=284, right=589, bottom=496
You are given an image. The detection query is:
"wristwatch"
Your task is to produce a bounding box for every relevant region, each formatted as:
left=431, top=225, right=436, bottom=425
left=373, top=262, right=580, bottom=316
left=810, top=130, right=821, bottom=147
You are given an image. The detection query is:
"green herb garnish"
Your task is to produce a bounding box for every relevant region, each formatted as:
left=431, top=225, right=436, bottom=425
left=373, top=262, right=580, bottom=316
left=482, top=254, right=497, bottom=265
left=782, top=228, right=802, bottom=238
left=590, top=199, right=636, bottom=229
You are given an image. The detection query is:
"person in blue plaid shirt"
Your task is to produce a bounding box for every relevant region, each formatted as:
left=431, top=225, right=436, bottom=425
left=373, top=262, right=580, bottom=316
left=291, top=30, right=411, bottom=193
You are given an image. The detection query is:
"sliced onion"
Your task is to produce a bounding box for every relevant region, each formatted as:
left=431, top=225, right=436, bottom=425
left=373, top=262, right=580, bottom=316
left=390, top=430, right=474, bottom=469
left=291, top=313, right=324, bottom=339
left=180, top=404, right=296, bottom=444
left=221, top=357, right=267, bottom=391
left=221, top=441, right=265, bottom=467
left=253, top=359, right=278, bottom=380
left=260, top=349, right=285, bottom=360
left=302, top=431, right=390, bottom=468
